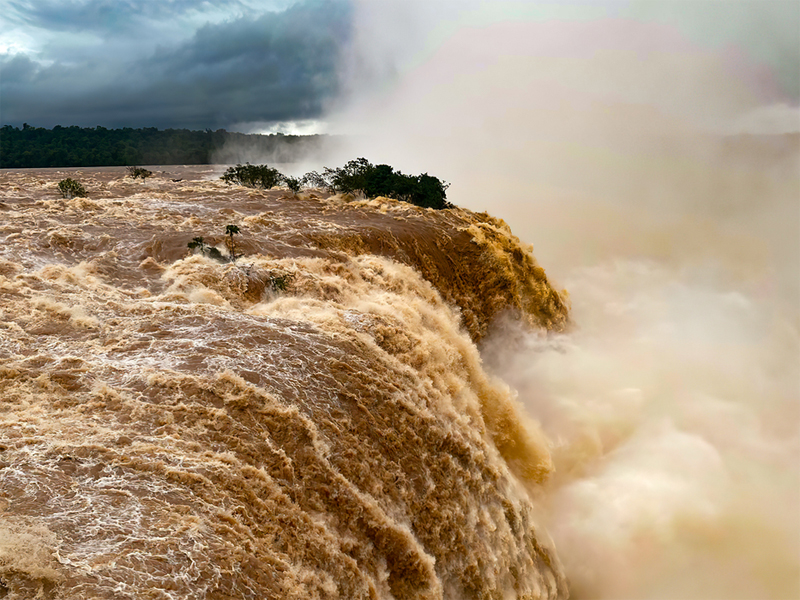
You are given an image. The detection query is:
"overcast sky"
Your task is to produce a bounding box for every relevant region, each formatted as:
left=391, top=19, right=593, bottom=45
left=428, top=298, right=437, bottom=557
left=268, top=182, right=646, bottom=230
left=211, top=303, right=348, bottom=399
left=1, top=0, right=797, bottom=132
left=1, top=0, right=352, bottom=130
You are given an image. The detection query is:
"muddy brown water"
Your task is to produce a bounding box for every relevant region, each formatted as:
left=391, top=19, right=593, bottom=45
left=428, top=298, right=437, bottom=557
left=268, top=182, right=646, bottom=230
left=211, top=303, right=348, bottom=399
left=0, top=166, right=568, bottom=599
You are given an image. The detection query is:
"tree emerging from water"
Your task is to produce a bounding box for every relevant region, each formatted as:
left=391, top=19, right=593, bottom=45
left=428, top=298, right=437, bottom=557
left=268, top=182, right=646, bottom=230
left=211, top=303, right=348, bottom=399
left=57, top=178, right=87, bottom=199
left=221, top=158, right=452, bottom=210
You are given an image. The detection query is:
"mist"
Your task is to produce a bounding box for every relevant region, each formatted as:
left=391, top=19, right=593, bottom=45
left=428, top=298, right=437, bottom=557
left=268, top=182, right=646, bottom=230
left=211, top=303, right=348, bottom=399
left=325, top=2, right=800, bottom=598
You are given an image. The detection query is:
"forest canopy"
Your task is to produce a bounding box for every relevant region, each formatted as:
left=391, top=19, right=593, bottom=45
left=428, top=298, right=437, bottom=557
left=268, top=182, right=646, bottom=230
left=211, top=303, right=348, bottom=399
left=0, top=124, right=329, bottom=168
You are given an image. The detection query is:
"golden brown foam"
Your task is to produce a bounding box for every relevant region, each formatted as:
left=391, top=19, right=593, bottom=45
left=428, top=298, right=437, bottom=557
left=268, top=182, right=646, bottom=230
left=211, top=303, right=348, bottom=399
left=0, top=167, right=567, bottom=599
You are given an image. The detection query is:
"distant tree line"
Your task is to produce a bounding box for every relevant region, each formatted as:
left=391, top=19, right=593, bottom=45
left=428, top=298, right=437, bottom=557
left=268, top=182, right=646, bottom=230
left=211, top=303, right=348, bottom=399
left=0, top=124, right=329, bottom=168
left=222, top=158, right=452, bottom=209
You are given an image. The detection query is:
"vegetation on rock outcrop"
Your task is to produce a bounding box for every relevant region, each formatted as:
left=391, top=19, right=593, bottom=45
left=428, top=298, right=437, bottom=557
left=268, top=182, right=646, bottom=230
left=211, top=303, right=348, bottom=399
left=221, top=158, right=452, bottom=210
left=57, top=178, right=87, bottom=199
left=127, top=166, right=153, bottom=179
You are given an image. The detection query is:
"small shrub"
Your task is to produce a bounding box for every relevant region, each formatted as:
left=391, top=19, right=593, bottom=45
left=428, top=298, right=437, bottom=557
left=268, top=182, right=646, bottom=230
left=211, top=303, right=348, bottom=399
left=281, top=175, right=303, bottom=195
left=187, top=236, right=207, bottom=254
left=221, top=163, right=281, bottom=189
left=269, top=273, right=293, bottom=292
left=301, top=170, right=330, bottom=191
left=187, top=236, right=214, bottom=259
left=127, top=166, right=152, bottom=179
left=57, top=178, right=87, bottom=199
left=188, top=228, right=242, bottom=263
left=188, top=236, right=224, bottom=261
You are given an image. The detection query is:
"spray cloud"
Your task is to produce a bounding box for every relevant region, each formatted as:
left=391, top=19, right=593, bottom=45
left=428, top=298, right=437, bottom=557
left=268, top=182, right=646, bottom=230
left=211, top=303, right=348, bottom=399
left=327, top=2, right=800, bottom=597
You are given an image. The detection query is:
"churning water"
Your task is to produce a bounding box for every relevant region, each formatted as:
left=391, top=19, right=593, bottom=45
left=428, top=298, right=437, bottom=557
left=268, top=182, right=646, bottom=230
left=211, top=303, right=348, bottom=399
left=0, top=167, right=571, bottom=599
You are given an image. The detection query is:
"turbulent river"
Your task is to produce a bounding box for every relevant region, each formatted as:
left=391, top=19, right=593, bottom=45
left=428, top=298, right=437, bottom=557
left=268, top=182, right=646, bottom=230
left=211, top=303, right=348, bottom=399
left=0, top=167, right=570, bottom=599
left=1, top=147, right=798, bottom=599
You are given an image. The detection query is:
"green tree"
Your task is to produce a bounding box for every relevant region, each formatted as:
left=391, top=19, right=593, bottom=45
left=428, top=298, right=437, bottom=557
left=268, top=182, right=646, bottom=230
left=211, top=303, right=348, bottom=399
left=309, top=158, right=451, bottom=209
left=57, top=178, right=87, bottom=199
left=281, top=175, right=303, bottom=195
left=127, top=166, right=152, bottom=179
left=225, top=225, right=241, bottom=259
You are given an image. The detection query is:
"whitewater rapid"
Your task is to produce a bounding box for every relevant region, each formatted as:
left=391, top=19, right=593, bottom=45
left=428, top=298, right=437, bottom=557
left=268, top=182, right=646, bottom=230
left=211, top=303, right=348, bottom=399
left=0, top=167, right=568, bottom=599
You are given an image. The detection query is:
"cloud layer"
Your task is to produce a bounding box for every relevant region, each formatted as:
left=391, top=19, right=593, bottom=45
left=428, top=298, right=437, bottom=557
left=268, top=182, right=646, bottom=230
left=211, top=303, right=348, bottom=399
left=1, top=0, right=352, bottom=129
left=2, top=0, right=797, bottom=132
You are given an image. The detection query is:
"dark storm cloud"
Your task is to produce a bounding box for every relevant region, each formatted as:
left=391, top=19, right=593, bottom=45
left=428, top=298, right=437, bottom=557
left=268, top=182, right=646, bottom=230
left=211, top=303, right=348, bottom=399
left=5, top=0, right=263, bottom=36
left=1, top=0, right=352, bottom=129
